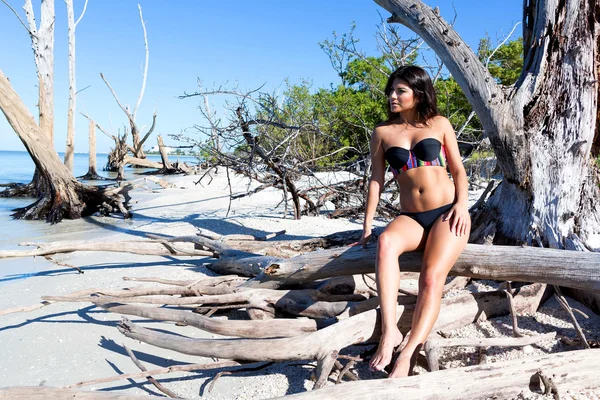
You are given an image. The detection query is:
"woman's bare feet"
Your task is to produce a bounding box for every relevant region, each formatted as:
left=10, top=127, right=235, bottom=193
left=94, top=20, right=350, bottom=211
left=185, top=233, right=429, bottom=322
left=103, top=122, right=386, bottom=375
left=388, top=352, right=412, bottom=378
left=388, top=344, right=419, bottom=378
left=369, top=328, right=403, bottom=372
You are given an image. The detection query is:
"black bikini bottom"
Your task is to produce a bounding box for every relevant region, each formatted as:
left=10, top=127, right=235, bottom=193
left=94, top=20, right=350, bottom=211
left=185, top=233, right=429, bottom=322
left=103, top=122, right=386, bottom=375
left=402, top=203, right=453, bottom=231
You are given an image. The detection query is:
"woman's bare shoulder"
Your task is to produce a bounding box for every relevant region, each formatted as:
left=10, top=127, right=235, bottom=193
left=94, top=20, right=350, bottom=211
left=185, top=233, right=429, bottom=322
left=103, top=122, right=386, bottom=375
left=372, top=121, right=393, bottom=140
left=430, top=115, right=453, bottom=130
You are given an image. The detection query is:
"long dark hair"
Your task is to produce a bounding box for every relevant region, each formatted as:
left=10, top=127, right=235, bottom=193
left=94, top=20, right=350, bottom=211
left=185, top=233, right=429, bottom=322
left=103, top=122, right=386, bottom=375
left=384, top=65, right=439, bottom=123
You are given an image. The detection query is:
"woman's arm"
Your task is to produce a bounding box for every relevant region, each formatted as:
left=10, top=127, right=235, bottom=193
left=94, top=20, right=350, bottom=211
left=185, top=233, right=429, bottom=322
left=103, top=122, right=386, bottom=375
left=439, top=117, right=471, bottom=237
left=360, top=127, right=387, bottom=245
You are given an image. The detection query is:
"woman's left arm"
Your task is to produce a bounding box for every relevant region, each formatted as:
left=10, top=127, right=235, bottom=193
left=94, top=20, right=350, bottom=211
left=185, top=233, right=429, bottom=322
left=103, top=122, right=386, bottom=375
left=440, top=117, right=471, bottom=237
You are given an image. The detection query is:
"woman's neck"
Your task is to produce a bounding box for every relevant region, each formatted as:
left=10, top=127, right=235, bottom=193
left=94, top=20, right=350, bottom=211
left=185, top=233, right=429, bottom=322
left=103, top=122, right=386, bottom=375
left=397, top=110, right=420, bottom=126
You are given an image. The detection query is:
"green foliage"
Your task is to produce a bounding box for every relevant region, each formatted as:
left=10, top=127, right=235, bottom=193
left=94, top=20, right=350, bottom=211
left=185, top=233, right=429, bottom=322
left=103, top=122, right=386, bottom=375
left=225, top=28, right=525, bottom=169
left=478, top=37, right=524, bottom=85
left=435, top=77, right=481, bottom=135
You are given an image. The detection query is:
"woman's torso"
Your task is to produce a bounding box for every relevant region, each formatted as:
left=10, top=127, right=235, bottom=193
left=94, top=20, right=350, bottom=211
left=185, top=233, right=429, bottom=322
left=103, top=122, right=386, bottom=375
left=378, top=117, right=455, bottom=213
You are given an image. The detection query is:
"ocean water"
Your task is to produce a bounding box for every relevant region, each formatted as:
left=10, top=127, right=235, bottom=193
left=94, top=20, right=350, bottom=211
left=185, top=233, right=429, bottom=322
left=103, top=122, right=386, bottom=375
left=0, top=150, right=196, bottom=184
left=0, top=150, right=198, bottom=284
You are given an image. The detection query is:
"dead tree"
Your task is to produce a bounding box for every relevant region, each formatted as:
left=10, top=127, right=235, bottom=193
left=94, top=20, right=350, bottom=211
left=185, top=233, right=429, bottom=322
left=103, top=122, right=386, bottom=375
left=150, top=135, right=191, bottom=175
left=373, top=0, right=600, bottom=251
left=0, top=0, right=55, bottom=198
left=178, top=86, right=371, bottom=220
left=77, top=119, right=107, bottom=180
left=0, top=70, right=131, bottom=221
left=63, top=0, right=88, bottom=172
left=101, top=5, right=156, bottom=169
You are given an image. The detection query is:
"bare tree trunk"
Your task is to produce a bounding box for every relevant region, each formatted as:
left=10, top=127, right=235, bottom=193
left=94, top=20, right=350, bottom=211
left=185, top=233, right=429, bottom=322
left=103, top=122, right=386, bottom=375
left=63, top=0, right=88, bottom=172
left=24, top=0, right=55, bottom=142
left=157, top=135, right=173, bottom=170
left=78, top=120, right=106, bottom=180
left=2, top=0, right=57, bottom=198
left=374, top=0, right=600, bottom=250
left=0, top=69, right=129, bottom=221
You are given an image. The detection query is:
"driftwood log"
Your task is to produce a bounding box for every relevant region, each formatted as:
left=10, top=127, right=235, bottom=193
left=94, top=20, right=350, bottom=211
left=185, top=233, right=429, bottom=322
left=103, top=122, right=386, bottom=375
left=211, top=243, right=600, bottom=291
left=268, top=348, right=600, bottom=399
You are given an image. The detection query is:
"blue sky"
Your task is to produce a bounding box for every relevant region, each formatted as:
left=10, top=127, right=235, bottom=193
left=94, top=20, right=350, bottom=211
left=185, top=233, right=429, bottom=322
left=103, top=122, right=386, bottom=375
left=0, top=1, right=522, bottom=153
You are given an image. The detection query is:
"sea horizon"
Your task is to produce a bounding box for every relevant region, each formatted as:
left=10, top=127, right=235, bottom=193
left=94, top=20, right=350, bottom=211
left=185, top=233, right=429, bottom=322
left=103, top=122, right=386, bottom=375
left=0, top=150, right=198, bottom=186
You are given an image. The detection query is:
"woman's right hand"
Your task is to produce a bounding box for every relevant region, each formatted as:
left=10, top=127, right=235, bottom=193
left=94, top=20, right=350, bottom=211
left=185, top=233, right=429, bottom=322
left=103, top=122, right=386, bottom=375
left=356, top=228, right=372, bottom=247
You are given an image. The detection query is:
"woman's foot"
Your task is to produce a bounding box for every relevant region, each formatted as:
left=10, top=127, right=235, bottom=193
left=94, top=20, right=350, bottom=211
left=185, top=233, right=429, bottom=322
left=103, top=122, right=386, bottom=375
left=388, top=345, right=419, bottom=378
left=369, top=328, right=403, bottom=372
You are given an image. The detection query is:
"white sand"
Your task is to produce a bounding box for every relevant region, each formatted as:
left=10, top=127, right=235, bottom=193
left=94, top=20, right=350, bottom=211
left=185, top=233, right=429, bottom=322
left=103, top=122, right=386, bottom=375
left=0, top=171, right=598, bottom=399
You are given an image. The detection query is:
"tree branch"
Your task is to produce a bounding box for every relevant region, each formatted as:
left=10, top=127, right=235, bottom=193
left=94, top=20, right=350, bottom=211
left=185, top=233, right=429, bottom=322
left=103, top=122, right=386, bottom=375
left=100, top=72, right=133, bottom=120
left=0, top=0, right=32, bottom=34
left=80, top=111, right=117, bottom=141
left=132, top=3, right=149, bottom=120
left=136, top=111, right=157, bottom=153
left=373, top=0, right=503, bottom=133
left=73, top=0, right=89, bottom=27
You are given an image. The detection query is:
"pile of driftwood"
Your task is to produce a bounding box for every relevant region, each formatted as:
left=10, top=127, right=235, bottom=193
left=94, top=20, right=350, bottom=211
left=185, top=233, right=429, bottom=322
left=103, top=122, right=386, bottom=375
left=1, top=229, right=600, bottom=399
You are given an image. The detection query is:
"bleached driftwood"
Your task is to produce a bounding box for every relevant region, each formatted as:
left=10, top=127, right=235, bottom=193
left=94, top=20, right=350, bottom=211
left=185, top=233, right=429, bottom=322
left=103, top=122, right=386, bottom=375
left=213, top=244, right=600, bottom=292
left=44, top=287, right=369, bottom=320
left=0, top=239, right=212, bottom=259
left=116, top=284, right=546, bottom=389
left=95, top=302, right=318, bottom=338
left=268, top=348, right=600, bottom=399
left=123, top=155, right=162, bottom=169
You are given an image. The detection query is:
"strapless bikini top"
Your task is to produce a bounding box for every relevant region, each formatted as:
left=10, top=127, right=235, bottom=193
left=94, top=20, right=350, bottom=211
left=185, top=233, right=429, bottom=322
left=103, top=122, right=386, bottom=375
left=384, top=138, right=447, bottom=176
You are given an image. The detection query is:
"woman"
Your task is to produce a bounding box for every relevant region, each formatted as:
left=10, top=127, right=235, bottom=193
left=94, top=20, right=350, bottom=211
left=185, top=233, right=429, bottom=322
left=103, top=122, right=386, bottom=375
left=359, top=65, right=470, bottom=378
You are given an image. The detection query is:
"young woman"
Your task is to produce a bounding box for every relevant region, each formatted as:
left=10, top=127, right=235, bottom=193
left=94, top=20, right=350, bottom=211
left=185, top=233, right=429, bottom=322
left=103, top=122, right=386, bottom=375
left=359, top=65, right=470, bottom=378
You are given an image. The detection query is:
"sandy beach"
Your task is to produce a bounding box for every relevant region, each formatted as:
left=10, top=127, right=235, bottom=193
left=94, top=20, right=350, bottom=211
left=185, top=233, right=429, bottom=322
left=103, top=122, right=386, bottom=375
left=0, top=170, right=599, bottom=399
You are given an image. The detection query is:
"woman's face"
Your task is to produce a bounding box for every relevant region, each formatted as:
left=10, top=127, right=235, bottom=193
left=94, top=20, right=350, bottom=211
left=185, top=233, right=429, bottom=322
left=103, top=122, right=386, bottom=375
left=388, top=79, right=418, bottom=114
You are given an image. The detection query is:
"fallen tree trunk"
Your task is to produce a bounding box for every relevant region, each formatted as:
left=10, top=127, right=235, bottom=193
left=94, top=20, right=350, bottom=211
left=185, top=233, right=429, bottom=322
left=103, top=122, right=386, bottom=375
left=123, top=155, right=162, bottom=169
left=269, top=348, right=600, bottom=400
left=211, top=244, right=600, bottom=292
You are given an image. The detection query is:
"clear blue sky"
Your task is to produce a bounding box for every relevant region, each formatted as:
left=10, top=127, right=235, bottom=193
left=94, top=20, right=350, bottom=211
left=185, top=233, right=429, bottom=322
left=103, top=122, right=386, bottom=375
left=0, top=0, right=522, bottom=153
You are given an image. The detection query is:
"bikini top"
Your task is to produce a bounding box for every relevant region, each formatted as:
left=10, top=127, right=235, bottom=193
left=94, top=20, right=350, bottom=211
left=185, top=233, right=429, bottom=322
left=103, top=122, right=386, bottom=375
left=384, top=138, right=447, bottom=176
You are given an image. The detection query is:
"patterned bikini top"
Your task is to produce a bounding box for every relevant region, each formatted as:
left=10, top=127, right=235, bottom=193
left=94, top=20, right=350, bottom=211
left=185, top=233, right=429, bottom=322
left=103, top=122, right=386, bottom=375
left=384, top=138, right=447, bottom=177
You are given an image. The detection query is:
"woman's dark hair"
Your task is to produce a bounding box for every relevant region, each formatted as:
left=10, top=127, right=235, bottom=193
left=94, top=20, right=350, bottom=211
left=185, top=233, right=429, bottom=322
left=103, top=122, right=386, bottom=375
left=384, top=65, right=439, bottom=123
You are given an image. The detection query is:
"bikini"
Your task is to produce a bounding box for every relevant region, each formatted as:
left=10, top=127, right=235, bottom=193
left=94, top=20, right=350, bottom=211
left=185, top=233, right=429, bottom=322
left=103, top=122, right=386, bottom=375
left=384, top=138, right=453, bottom=231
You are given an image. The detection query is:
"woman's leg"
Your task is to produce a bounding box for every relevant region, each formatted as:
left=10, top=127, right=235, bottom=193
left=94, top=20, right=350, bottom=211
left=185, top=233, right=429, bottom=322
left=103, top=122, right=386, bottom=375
left=388, top=214, right=469, bottom=378
left=369, top=215, right=426, bottom=372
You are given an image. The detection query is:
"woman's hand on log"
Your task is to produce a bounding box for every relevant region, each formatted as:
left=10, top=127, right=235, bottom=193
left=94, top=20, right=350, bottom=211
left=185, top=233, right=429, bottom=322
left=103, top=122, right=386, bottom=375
left=353, top=229, right=372, bottom=248
left=443, top=202, right=471, bottom=237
